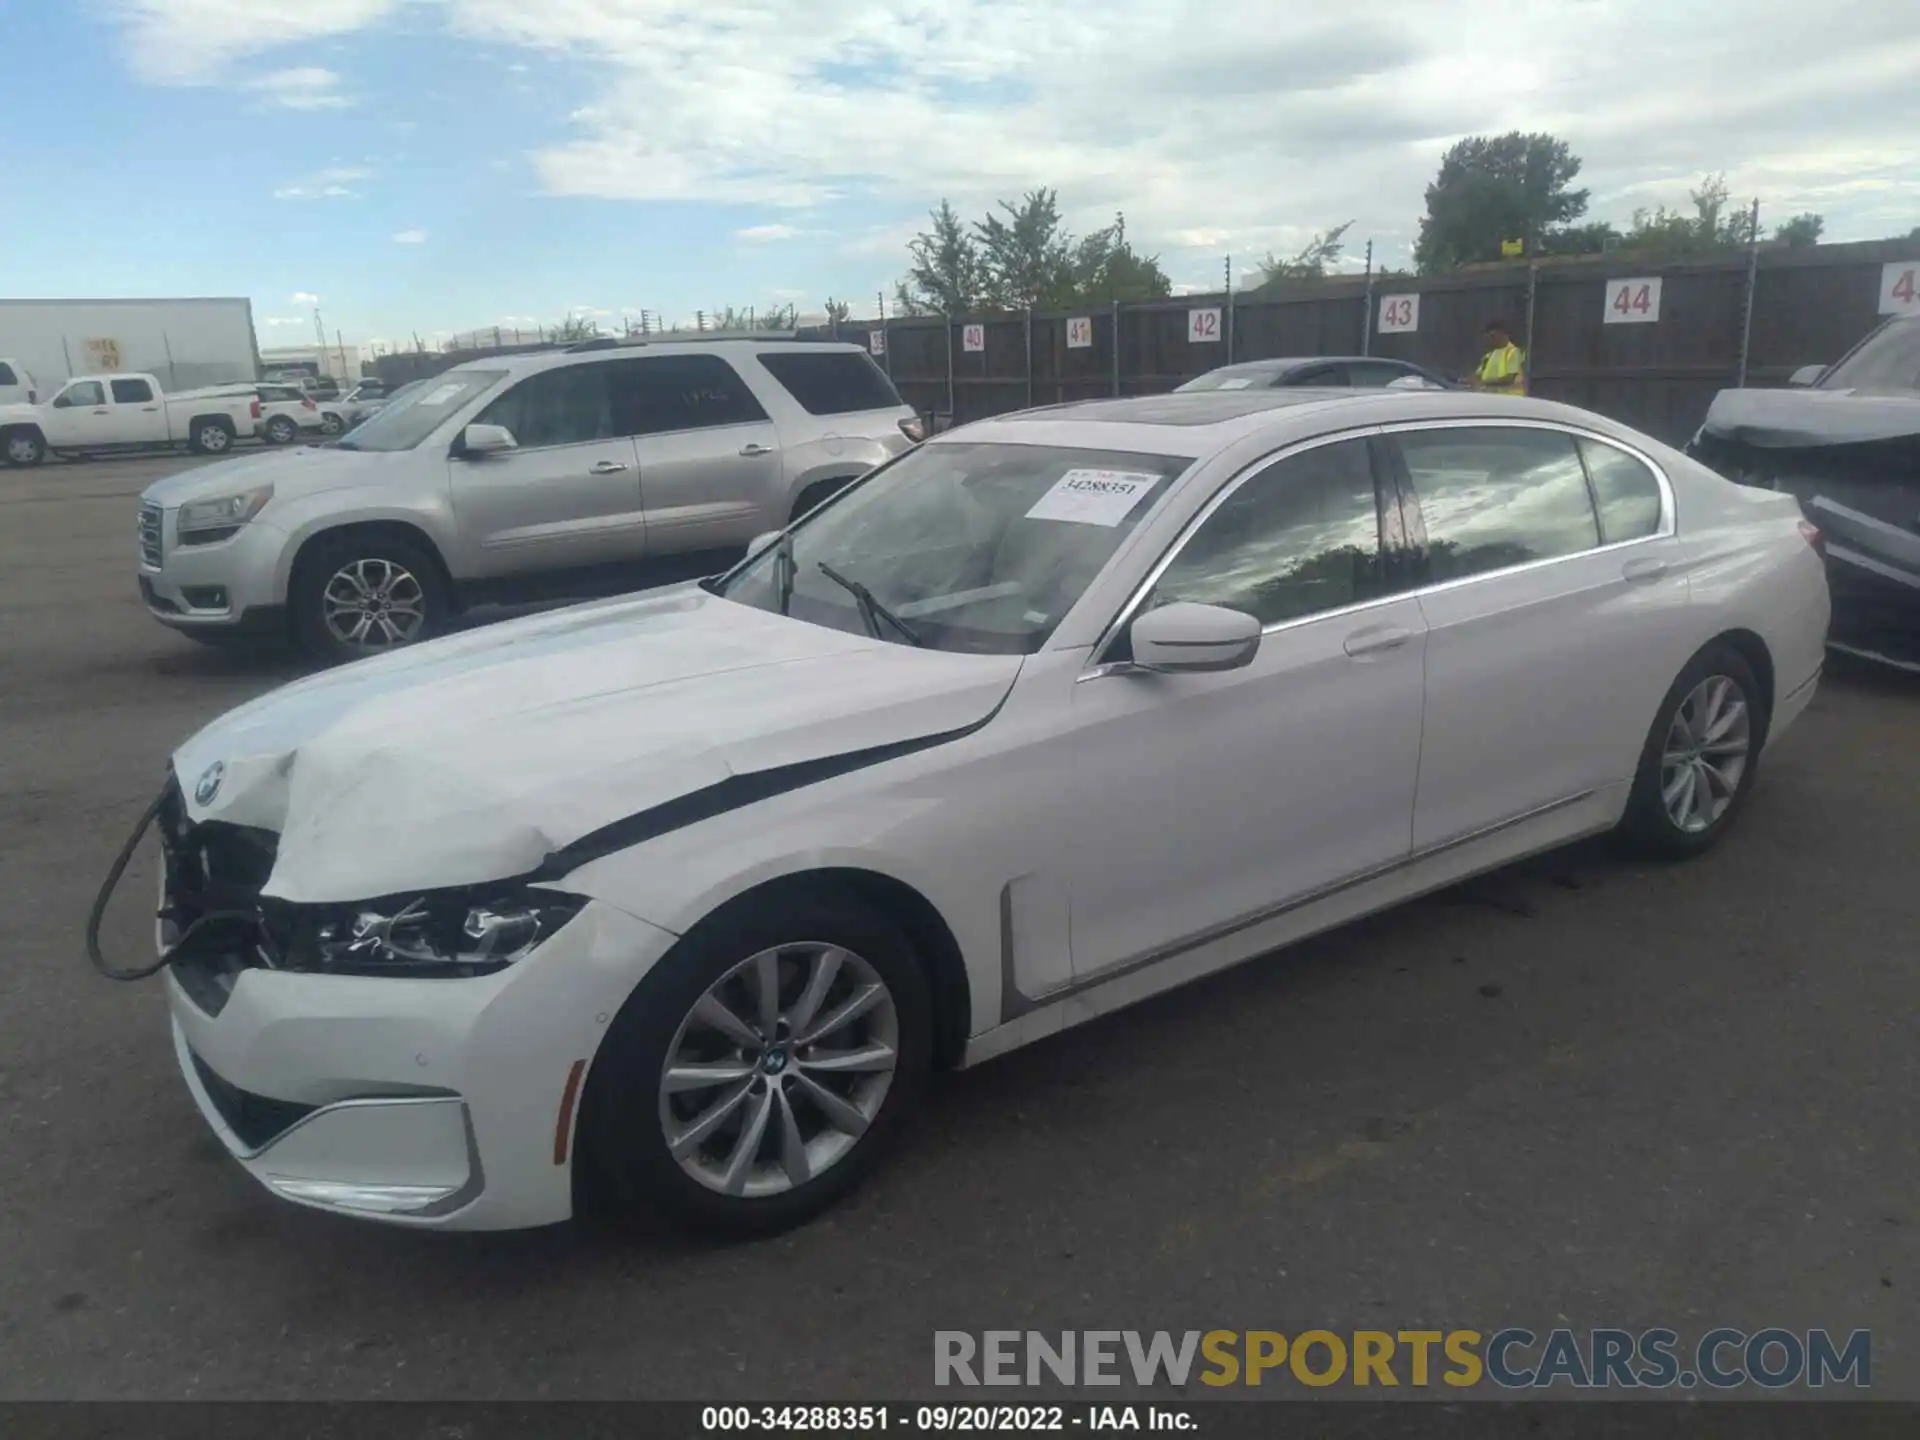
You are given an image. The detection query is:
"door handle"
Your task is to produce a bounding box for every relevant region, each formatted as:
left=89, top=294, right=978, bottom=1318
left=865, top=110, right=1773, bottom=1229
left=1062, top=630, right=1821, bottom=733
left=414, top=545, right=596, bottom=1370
left=1622, top=557, right=1668, bottom=583
left=142, top=406, right=159, bottom=412
left=1344, top=624, right=1414, bottom=658
left=739, top=443, right=773, bottom=457
left=588, top=460, right=630, bottom=474
left=93, top=408, right=110, bottom=415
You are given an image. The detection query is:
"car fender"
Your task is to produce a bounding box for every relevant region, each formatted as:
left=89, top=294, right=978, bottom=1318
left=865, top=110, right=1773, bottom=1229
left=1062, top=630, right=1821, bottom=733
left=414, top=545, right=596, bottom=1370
left=267, top=483, right=459, bottom=601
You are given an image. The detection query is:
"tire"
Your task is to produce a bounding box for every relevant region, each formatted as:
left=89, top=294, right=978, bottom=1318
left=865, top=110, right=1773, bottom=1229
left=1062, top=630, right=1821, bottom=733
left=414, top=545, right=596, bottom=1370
left=264, top=415, right=298, bottom=445
left=578, top=886, right=932, bottom=1237
left=2, top=427, right=46, bottom=468
left=320, top=412, right=345, bottom=436
left=189, top=418, right=235, bottom=455
left=290, top=530, right=450, bottom=663
left=1614, top=642, right=1769, bottom=860
left=789, top=476, right=855, bottom=524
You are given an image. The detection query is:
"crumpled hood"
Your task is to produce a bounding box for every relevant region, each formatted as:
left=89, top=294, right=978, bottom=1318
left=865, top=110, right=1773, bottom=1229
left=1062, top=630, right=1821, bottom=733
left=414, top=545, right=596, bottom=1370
left=172, top=587, right=1022, bottom=904
left=1699, top=387, right=1920, bottom=450
left=140, top=446, right=419, bottom=507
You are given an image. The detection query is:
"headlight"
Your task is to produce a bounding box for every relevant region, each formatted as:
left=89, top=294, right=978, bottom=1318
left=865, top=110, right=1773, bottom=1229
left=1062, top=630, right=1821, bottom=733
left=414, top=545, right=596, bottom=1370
left=270, top=887, right=586, bottom=977
left=178, top=484, right=274, bottom=536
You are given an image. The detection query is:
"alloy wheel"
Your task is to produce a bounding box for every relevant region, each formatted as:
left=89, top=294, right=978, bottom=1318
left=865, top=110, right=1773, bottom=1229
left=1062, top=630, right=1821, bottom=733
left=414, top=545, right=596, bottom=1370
left=5, top=436, right=39, bottom=464
left=321, top=556, right=427, bottom=649
left=200, top=425, right=229, bottom=452
left=659, top=942, right=900, bottom=1198
left=1660, top=674, right=1751, bottom=834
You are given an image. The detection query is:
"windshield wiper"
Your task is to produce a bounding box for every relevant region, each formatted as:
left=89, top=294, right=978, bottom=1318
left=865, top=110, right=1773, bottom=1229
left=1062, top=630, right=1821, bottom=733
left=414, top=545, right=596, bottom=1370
left=816, top=562, right=922, bottom=646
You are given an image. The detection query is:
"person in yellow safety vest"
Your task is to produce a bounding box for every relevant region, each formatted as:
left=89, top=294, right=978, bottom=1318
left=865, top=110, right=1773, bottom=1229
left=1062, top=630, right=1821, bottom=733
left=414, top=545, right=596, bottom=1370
left=1472, top=318, right=1527, bottom=395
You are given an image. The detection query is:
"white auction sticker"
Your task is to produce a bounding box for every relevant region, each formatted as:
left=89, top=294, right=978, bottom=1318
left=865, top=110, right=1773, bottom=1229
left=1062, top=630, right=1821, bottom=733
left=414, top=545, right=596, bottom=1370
left=418, top=382, right=465, bottom=407
left=1024, top=469, right=1160, bottom=527
left=1217, top=377, right=1254, bottom=390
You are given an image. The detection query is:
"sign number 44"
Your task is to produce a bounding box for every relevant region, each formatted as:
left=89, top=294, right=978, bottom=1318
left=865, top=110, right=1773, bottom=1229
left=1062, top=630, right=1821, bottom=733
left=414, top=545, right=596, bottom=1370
left=1605, top=278, right=1661, bottom=324
left=1881, top=263, right=1920, bottom=315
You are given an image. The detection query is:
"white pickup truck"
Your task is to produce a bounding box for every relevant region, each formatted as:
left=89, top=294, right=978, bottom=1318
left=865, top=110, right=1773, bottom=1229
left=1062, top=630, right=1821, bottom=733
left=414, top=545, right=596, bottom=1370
left=0, top=373, right=259, bottom=467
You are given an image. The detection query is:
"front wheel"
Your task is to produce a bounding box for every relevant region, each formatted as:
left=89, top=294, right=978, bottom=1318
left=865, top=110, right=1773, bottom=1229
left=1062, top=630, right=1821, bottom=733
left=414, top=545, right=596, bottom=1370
left=320, top=412, right=345, bottom=436
left=189, top=418, right=234, bottom=455
left=2, top=428, right=46, bottom=467
left=579, top=889, right=931, bottom=1236
left=1615, top=643, right=1768, bottom=859
left=290, top=531, right=449, bottom=663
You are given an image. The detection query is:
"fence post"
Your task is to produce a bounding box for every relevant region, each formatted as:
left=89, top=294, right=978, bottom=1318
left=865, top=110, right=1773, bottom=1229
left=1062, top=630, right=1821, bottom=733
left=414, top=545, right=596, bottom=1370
left=1736, top=197, right=1762, bottom=388
left=1523, top=261, right=1539, bottom=395
left=945, top=311, right=955, bottom=420
left=1111, top=299, right=1120, bottom=397
left=1361, top=240, right=1375, bottom=356
left=1024, top=307, right=1034, bottom=409
left=1225, top=256, right=1235, bottom=364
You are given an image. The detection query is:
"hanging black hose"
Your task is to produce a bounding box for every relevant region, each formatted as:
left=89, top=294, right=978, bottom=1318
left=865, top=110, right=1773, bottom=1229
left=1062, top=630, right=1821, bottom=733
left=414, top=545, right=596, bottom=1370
left=86, top=787, right=261, bottom=982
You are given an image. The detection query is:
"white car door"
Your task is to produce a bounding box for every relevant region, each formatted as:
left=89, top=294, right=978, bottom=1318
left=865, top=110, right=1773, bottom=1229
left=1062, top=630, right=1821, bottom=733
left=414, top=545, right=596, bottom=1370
left=42, top=380, right=109, bottom=446
left=1063, top=434, right=1429, bottom=979
left=449, top=360, right=646, bottom=578
left=105, top=376, right=169, bottom=444
left=607, top=354, right=784, bottom=553
left=1383, top=421, right=1692, bottom=851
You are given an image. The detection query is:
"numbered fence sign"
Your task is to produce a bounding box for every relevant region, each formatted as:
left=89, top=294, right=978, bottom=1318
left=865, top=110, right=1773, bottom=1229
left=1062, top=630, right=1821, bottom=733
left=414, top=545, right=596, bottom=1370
left=868, top=329, right=886, bottom=356
left=962, top=323, right=985, bottom=353
left=1377, top=295, right=1419, bottom=334
left=1066, top=316, right=1093, bottom=349
left=1879, top=262, right=1920, bottom=315
left=1605, top=278, right=1662, bottom=324
left=1188, top=308, right=1222, bottom=344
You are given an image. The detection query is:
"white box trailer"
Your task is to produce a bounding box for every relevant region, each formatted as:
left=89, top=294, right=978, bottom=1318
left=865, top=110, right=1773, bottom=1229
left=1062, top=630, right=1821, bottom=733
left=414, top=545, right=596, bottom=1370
left=0, top=297, right=260, bottom=394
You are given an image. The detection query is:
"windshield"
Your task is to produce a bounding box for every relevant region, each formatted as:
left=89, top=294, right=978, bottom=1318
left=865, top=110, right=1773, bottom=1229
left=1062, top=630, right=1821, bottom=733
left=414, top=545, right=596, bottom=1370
left=1822, top=319, right=1920, bottom=393
left=717, top=441, right=1190, bottom=655
left=334, top=369, right=505, bottom=450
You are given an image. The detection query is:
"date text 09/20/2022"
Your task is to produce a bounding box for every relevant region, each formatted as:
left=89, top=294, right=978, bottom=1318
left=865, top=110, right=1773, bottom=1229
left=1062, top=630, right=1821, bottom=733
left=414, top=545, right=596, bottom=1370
left=703, top=1407, right=1193, bottom=1432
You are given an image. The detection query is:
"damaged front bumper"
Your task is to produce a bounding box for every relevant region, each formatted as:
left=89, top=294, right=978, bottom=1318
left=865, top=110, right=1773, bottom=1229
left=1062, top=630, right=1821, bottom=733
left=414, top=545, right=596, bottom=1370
left=143, top=778, right=682, bottom=1230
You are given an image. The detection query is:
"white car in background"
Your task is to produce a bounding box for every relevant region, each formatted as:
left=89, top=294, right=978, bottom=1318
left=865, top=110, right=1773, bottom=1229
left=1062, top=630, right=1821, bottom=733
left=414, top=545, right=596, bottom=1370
left=115, top=388, right=1828, bottom=1235
left=317, top=378, right=405, bottom=437
left=0, top=356, right=38, bottom=406
left=254, top=383, right=329, bottom=446
left=1, top=373, right=258, bottom=466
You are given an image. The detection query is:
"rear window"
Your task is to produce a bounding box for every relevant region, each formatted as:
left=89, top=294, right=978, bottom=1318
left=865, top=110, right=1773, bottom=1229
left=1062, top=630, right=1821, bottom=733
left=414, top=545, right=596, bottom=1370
left=756, top=350, right=904, bottom=416
left=0, top=363, right=17, bottom=386
left=110, top=378, right=155, bottom=403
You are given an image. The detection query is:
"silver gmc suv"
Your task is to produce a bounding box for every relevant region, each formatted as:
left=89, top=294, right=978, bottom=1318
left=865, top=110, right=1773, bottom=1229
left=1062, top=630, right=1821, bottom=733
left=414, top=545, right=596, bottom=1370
left=135, top=338, right=920, bottom=660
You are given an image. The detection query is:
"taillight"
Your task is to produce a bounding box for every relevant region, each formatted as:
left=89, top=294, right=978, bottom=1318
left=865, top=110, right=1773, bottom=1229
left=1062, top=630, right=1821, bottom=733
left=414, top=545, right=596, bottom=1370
left=250, top=399, right=262, bottom=419
left=899, top=416, right=926, bottom=443
left=1797, top=519, right=1825, bottom=560
left=27, top=390, right=37, bottom=403
left=301, top=398, right=316, bottom=409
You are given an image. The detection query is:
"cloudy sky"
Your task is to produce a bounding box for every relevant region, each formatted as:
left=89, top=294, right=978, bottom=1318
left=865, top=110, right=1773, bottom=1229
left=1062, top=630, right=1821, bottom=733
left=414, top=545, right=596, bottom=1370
left=5, top=0, right=1916, bottom=347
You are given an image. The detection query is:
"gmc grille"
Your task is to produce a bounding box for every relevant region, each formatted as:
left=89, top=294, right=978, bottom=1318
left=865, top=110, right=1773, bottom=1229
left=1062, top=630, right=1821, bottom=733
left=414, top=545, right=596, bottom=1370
left=138, top=503, right=163, bottom=567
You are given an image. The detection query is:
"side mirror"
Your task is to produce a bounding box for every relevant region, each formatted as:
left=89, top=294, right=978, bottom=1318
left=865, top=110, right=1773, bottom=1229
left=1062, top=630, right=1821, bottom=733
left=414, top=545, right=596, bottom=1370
left=747, top=530, right=784, bottom=559
left=51, top=393, right=72, bottom=409
left=1788, top=364, right=1826, bottom=388
left=1128, top=602, right=1262, bottom=674
left=459, top=422, right=517, bottom=456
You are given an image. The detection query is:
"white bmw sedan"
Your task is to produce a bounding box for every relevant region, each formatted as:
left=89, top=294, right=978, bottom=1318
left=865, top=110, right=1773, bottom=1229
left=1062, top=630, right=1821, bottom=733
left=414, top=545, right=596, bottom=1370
left=115, top=388, right=1830, bottom=1234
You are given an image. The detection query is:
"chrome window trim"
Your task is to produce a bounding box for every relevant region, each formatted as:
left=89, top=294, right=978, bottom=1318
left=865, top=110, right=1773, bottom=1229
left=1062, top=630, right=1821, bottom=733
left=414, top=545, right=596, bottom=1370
left=1080, top=416, right=1678, bottom=679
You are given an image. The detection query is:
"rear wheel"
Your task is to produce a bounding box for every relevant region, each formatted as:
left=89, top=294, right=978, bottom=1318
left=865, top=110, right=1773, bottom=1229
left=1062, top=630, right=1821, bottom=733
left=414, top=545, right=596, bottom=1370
left=189, top=418, right=234, bottom=455
left=1615, top=643, right=1768, bottom=859
left=579, top=888, right=931, bottom=1236
left=320, top=412, right=345, bottom=436
left=290, top=531, right=449, bottom=663
left=3, top=428, right=46, bottom=467
left=264, top=415, right=298, bottom=445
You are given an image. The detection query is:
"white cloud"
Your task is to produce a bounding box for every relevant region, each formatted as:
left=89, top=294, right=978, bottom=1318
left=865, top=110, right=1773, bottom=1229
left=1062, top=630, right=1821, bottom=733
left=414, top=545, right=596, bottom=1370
left=242, top=67, right=353, bottom=110
left=391, top=229, right=428, bottom=244
left=111, top=0, right=1920, bottom=264
left=273, top=165, right=373, bottom=200
left=735, top=224, right=801, bottom=243
left=261, top=315, right=306, bottom=327
left=290, top=292, right=321, bottom=304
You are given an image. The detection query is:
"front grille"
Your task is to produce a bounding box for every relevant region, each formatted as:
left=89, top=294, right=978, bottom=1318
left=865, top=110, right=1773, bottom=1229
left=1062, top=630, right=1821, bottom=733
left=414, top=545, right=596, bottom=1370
left=138, top=503, right=163, bottom=567
left=159, top=774, right=281, bottom=975
left=188, top=1049, right=316, bottom=1150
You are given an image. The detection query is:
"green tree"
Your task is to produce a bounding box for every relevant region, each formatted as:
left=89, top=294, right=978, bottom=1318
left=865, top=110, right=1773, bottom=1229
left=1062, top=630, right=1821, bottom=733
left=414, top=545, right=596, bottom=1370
left=822, top=297, right=852, bottom=329
left=1773, top=212, right=1825, bottom=247
left=898, top=199, right=988, bottom=315
left=1538, top=220, right=1622, bottom=256
left=1414, top=132, right=1590, bottom=273
left=1620, top=174, right=1757, bottom=256
left=973, top=188, right=1072, bottom=309
left=1058, top=212, right=1172, bottom=305
left=552, top=312, right=598, bottom=341
left=1250, top=221, right=1354, bottom=289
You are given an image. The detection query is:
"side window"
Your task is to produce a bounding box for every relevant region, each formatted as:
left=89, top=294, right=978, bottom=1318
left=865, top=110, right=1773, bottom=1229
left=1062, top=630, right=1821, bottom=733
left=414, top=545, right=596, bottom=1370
left=1579, top=438, right=1665, bottom=544
left=1345, top=361, right=1416, bottom=388
left=1395, top=426, right=1599, bottom=583
left=755, top=351, right=904, bottom=415
left=0, top=363, right=16, bottom=386
left=110, top=378, right=155, bottom=403
left=1138, top=438, right=1385, bottom=631
left=475, top=364, right=613, bottom=449
left=58, top=381, right=106, bottom=407
left=1288, top=365, right=1348, bottom=388
left=608, top=355, right=771, bottom=437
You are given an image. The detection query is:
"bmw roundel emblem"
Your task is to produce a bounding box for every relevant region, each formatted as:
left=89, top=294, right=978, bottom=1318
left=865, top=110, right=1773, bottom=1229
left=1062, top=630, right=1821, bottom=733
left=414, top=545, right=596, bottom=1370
left=194, top=761, right=226, bottom=806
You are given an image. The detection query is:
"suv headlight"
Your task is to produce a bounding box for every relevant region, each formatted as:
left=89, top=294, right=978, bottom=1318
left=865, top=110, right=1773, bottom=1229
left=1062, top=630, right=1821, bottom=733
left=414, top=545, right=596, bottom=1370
left=178, top=484, right=274, bottom=538
left=268, top=887, right=586, bottom=977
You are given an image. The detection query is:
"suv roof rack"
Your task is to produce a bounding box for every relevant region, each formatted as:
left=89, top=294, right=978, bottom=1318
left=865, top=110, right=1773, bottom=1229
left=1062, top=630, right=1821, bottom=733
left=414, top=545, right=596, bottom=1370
left=562, top=331, right=806, bottom=353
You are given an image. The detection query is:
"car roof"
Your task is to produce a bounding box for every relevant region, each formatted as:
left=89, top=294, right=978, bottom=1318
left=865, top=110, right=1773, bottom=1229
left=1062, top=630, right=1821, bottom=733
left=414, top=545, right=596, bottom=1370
left=946, top=389, right=1632, bottom=458
left=439, top=337, right=874, bottom=380
left=1207, top=356, right=1411, bottom=375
